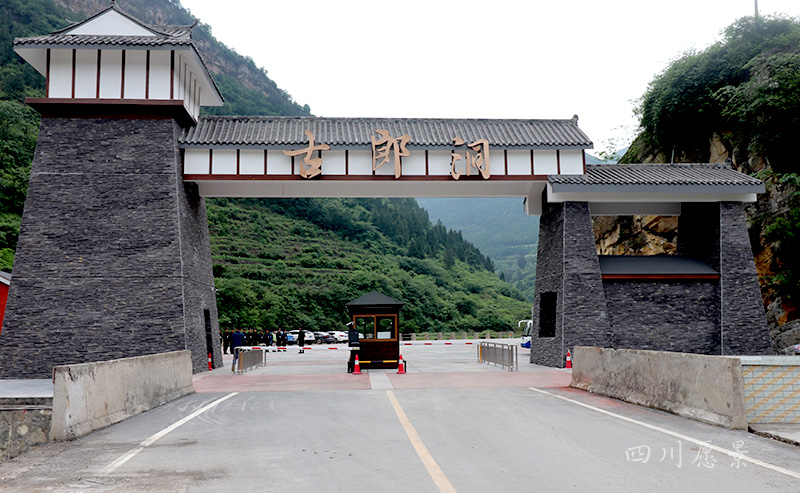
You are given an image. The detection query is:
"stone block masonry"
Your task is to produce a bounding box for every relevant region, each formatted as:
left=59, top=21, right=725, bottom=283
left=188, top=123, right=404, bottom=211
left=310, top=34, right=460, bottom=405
left=531, top=200, right=771, bottom=367
left=0, top=400, right=52, bottom=463
left=531, top=201, right=611, bottom=367
left=0, top=117, right=221, bottom=378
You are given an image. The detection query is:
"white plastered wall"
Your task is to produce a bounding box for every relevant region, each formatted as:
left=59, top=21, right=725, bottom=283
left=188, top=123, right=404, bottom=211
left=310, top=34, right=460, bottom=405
left=48, top=49, right=73, bottom=98
left=149, top=50, right=172, bottom=100
left=123, top=50, right=146, bottom=99
left=560, top=150, right=584, bottom=174
left=99, top=50, right=122, bottom=98
left=67, top=10, right=155, bottom=37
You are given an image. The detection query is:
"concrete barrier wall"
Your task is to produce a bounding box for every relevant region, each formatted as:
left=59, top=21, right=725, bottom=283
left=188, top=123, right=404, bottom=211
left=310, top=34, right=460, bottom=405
left=50, top=351, right=195, bottom=441
left=570, top=346, right=748, bottom=429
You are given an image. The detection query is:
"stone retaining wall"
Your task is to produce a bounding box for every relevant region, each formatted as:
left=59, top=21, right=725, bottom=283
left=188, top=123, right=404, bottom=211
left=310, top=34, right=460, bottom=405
left=570, top=346, right=748, bottom=429
left=0, top=399, right=52, bottom=463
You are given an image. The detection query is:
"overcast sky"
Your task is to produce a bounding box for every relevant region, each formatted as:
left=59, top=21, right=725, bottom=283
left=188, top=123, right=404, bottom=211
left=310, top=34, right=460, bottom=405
left=180, top=0, right=800, bottom=156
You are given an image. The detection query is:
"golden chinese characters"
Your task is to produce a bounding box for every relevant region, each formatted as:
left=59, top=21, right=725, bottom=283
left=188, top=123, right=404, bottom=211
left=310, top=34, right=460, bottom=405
left=282, top=130, right=330, bottom=179
left=450, top=138, right=490, bottom=180
left=371, top=130, right=410, bottom=179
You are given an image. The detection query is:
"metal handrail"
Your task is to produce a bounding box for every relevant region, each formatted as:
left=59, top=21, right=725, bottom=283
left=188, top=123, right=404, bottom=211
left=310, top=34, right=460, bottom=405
left=477, top=341, right=517, bottom=371
left=232, top=346, right=267, bottom=374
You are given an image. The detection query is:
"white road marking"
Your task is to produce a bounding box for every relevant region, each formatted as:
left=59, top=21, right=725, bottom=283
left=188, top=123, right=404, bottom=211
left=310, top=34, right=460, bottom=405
left=387, top=390, right=457, bottom=493
left=529, top=387, right=800, bottom=479
left=99, top=392, right=239, bottom=475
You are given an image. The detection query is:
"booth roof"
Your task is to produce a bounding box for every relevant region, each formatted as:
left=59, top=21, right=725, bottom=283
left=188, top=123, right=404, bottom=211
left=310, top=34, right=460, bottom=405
left=346, top=291, right=405, bottom=308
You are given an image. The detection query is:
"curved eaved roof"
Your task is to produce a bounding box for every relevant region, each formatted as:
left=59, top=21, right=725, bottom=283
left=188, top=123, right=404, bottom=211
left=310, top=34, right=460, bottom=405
left=549, top=164, right=764, bottom=194
left=180, top=116, right=594, bottom=149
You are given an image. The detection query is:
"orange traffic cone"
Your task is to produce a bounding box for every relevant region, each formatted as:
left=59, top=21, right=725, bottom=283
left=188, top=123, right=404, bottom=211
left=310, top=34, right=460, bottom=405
left=208, top=353, right=213, bottom=370
left=353, top=354, right=362, bottom=375
left=565, top=350, right=572, bottom=369
left=397, top=354, right=406, bottom=374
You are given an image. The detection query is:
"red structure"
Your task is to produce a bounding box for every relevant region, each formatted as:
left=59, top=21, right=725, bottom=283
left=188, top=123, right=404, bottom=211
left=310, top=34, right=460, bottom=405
left=0, top=272, right=11, bottom=334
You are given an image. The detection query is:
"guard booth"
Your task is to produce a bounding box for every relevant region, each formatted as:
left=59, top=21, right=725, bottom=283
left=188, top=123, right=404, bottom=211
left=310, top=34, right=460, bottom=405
left=346, top=291, right=404, bottom=370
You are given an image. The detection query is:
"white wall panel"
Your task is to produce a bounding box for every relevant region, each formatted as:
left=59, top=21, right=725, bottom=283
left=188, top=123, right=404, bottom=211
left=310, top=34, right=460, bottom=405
left=323, top=151, right=346, bottom=175
left=239, top=150, right=264, bottom=174
left=428, top=150, right=451, bottom=176
left=73, top=50, right=97, bottom=98
left=211, top=149, right=237, bottom=175
left=184, top=149, right=209, bottom=174
left=267, top=150, right=292, bottom=174
left=149, top=50, right=171, bottom=100
left=99, top=50, right=122, bottom=98
left=560, top=150, right=584, bottom=174
left=402, top=151, right=426, bottom=175
left=491, top=150, right=506, bottom=175
left=68, top=10, right=154, bottom=36
left=49, top=49, right=72, bottom=98
left=123, top=50, right=146, bottom=99
left=533, top=150, right=558, bottom=175
left=348, top=151, right=372, bottom=175
left=174, top=58, right=185, bottom=100
left=507, top=150, right=532, bottom=175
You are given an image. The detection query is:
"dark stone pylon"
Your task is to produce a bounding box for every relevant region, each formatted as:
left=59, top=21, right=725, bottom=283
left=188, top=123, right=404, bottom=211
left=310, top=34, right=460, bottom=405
left=0, top=117, right=221, bottom=378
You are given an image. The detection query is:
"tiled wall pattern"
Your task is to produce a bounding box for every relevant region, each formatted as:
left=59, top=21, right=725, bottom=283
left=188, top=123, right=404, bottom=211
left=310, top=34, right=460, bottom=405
left=743, top=364, right=800, bottom=423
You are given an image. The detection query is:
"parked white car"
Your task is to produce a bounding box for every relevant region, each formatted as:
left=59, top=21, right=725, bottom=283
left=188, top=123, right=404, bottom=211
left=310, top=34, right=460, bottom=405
left=289, top=330, right=315, bottom=345
left=327, top=330, right=348, bottom=343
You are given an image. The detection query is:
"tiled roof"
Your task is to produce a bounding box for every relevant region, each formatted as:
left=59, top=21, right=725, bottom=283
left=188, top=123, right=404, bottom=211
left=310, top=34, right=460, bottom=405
left=179, top=116, right=593, bottom=148
left=549, top=164, right=764, bottom=192
left=14, top=34, right=193, bottom=47
left=598, top=255, right=718, bottom=276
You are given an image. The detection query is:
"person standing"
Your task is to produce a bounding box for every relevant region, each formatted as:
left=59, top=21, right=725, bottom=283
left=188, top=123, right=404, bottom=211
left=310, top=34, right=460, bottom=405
left=222, top=330, right=231, bottom=355
left=231, top=329, right=245, bottom=371
left=347, top=321, right=359, bottom=373
left=297, top=327, right=306, bottom=354
left=276, top=329, right=286, bottom=352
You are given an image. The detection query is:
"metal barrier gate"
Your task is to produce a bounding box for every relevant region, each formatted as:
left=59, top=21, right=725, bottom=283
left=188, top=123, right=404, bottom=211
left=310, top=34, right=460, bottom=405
left=232, top=346, right=267, bottom=374
left=477, top=341, right=518, bottom=371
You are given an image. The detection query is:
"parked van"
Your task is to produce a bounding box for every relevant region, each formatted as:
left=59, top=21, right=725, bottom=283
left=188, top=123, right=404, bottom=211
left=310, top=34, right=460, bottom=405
left=519, top=319, right=532, bottom=348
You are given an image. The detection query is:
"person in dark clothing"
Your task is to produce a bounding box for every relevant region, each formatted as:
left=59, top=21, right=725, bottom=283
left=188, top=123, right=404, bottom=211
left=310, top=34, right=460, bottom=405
left=347, top=322, right=360, bottom=347
left=297, top=328, right=306, bottom=354
left=347, top=321, right=359, bottom=373
left=231, top=329, right=246, bottom=371
left=222, top=330, right=231, bottom=354
left=276, top=329, right=286, bottom=351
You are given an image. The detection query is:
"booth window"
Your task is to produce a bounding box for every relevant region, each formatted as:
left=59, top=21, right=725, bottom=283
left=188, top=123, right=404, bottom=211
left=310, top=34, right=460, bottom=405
left=539, top=292, right=557, bottom=338
left=354, top=314, right=397, bottom=340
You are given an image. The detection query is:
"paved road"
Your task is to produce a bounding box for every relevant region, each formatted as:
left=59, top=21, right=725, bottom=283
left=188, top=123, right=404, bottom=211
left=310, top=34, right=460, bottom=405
left=1, top=342, right=799, bottom=492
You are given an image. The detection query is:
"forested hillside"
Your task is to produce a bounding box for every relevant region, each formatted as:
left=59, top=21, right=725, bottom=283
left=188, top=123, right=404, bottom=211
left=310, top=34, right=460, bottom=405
left=417, top=198, right=538, bottom=300
left=621, top=15, right=800, bottom=351
left=0, top=0, right=530, bottom=333
left=211, top=198, right=525, bottom=333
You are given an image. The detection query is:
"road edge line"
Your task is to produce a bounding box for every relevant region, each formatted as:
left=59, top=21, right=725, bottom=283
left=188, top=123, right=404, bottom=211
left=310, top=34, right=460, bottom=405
left=528, top=387, right=800, bottom=480
left=99, top=392, right=239, bottom=475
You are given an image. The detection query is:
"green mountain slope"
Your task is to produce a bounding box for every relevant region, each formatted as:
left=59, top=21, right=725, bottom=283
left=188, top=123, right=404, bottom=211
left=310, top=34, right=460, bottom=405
left=211, top=198, right=529, bottom=333
left=416, top=198, right=538, bottom=300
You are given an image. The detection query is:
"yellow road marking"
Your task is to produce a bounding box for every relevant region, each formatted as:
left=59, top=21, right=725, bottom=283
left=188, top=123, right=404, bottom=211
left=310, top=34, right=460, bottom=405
left=386, top=390, right=456, bottom=493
